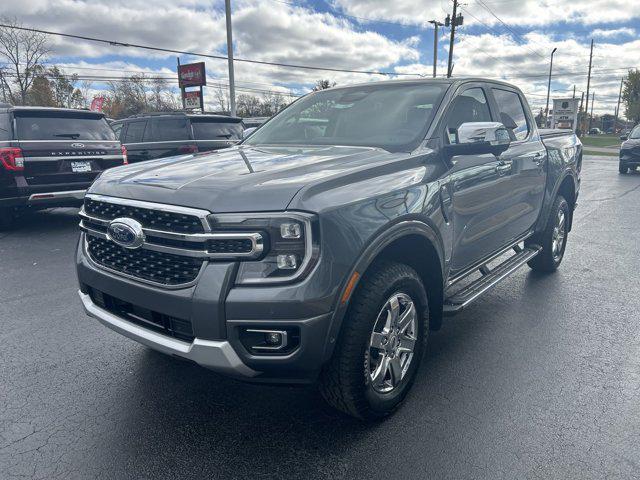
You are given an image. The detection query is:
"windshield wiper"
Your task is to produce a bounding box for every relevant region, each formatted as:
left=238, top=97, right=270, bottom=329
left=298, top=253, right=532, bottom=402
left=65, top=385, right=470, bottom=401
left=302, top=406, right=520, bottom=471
left=54, top=133, right=81, bottom=139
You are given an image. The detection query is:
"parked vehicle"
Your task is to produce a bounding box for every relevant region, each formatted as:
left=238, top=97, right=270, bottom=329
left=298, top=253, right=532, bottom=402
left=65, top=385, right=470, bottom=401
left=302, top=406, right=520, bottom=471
left=619, top=124, right=640, bottom=174
left=110, top=112, right=243, bottom=163
left=76, top=79, right=581, bottom=419
left=589, top=127, right=602, bottom=135
left=0, top=105, right=126, bottom=229
left=242, top=116, right=270, bottom=129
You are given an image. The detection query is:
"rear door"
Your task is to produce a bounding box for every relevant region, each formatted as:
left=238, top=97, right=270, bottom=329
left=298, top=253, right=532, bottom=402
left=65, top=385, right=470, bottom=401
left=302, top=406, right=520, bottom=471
left=488, top=87, right=546, bottom=240
left=14, top=110, right=123, bottom=188
left=190, top=117, right=243, bottom=152
left=120, top=120, right=148, bottom=163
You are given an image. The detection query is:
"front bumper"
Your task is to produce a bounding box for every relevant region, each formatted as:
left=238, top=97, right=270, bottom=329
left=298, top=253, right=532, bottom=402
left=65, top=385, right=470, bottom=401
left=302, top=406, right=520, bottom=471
left=76, top=236, right=338, bottom=383
left=79, top=290, right=258, bottom=377
left=620, top=149, right=640, bottom=166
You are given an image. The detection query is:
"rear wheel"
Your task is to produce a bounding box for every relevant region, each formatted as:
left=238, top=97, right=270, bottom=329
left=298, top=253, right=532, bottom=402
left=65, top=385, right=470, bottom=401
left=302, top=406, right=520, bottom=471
left=527, top=195, right=569, bottom=272
left=319, top=261, right=428, bottom=420
left=619, top=162, right=629, bottom=174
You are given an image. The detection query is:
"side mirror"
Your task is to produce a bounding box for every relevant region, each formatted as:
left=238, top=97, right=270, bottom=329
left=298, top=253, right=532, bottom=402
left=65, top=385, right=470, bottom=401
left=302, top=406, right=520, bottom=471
left=620, top=134, right=628, bottom=141
left=444, top=122, right=514, bottom=158
left=243, top=127, right=257, bottom=138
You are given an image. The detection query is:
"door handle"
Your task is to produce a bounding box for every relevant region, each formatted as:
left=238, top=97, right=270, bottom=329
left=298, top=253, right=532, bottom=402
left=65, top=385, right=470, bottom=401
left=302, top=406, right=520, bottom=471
left=495, top=161, right=512, bottom=175
left=532, top=152, right=546, bottom=166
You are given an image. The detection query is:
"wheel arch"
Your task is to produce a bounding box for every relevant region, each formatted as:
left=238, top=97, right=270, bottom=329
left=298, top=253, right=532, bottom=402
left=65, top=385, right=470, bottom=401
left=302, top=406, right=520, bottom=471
left=322, top=220, right=445, bottom=363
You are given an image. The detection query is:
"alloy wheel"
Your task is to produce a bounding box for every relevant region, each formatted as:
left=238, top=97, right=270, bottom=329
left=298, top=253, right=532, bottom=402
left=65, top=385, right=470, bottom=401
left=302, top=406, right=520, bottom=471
left=366, top=292, right=418, bottom=393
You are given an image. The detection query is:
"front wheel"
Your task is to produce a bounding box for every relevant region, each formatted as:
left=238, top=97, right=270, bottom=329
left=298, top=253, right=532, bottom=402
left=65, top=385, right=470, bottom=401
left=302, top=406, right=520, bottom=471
left=319, top=261, right=428, bottom=420
left=619, top=162, right=629, bottom=174
left=527, top=195, right=569, bottom=272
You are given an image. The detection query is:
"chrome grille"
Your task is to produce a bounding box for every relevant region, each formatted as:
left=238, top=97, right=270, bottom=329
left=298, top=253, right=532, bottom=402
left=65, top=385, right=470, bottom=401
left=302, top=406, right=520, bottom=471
left=84, top=197, right=205, bottom=233
left=86, top=236, right=203, bottom=286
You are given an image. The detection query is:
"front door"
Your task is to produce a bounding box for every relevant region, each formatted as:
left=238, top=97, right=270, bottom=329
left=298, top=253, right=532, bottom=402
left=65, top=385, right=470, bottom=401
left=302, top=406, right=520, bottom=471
left=443, top=85, right=519, bottom=275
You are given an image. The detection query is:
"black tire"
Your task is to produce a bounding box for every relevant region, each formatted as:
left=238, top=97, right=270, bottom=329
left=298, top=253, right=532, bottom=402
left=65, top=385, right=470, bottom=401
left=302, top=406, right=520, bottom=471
left=527, top=195, right=569, bottom=272
left=619, top=162, right=628, bottom=174
left=0, top=207, right=14, bottom=231
left=319, top=261, right=429, bottom=420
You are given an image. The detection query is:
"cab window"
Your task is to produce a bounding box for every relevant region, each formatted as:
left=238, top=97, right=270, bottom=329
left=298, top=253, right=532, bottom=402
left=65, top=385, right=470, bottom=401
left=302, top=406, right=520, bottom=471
left=492, top=88, right=529, bottom=140
left=445, top=87, right=492, bottom=144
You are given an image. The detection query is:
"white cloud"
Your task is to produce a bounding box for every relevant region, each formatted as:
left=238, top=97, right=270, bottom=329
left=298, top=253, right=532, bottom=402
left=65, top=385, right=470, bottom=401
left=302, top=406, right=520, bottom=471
left=592, top=27, right=636, bottom=39
left=332, top=0, right=636, bottom=27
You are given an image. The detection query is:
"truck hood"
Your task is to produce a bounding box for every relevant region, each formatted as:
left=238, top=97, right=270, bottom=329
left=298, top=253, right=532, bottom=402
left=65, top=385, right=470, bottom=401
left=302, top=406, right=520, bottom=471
left=89, top=145, right=404, bottom=212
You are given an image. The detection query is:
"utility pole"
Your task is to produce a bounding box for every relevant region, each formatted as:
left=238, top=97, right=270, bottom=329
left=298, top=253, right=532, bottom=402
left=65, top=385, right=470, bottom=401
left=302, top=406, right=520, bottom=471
left=583, top=39, right=594, bottom=135
left=177, top=57, right=185, bottom=110
left=572, top=85, right=576, bottom=99
left=446, top=0, right=463, bottom=78
left=614, top=77, right=623, bottom=132
left=588, top=92, right=595, bottom=132
left=428, top=20, right=444, bottom=78
left=224, top=0, right=236, bottom=116
left=545, top=47, right=558, bottom=128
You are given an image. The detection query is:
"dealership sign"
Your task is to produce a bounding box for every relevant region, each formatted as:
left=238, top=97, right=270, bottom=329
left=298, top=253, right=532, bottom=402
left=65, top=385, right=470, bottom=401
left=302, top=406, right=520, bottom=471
left=552, top=98, right=580, bottom=131
left=184, top=90, right=202, bottom=110
left=178, top=62, right=206, bottom=87
left=90, top=96, right=105, bottom=112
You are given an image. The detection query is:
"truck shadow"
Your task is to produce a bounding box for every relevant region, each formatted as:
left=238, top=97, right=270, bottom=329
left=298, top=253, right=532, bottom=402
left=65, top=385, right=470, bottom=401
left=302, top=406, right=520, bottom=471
left=3, top=207, right=80, bottom=235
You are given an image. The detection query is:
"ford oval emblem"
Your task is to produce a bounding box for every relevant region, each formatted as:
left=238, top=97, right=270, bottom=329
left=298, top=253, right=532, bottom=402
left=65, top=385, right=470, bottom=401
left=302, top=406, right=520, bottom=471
left=71, top=142, right=85, bottom=148
left=106, top=218, right=145, bottom=249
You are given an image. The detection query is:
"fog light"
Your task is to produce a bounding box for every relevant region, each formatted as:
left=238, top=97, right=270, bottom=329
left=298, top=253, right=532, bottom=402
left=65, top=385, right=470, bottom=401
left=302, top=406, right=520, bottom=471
left=266, top=332, right=282, bottom=345
left=277, top=254, right=298, bottom=270
left=245, top=328, right=289, bottom=351
left=280, top=222, right=302, bottom=239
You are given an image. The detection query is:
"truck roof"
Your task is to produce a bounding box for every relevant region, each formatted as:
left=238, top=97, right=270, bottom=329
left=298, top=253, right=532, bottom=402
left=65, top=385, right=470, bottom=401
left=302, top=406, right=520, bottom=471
left=314, top=77, right=521, bottom=92
left=0, top=105, right=106, bottom=116
left=121, top=111, right=242, bottom=122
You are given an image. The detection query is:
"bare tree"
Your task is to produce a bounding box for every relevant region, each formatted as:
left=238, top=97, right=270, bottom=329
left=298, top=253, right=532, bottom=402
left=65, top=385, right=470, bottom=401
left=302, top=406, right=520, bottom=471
left=79, top=80, right=93, bottom=108
left=213, top=84, right=229, bottom=114
left=312, top=79, right=335, bottom=91
left=0, top=17, right=50, bottom=104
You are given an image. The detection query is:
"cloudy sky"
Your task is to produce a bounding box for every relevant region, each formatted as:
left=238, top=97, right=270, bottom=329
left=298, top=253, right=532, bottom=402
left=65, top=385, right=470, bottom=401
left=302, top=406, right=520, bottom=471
left=5, top=0, right=639, bottom=116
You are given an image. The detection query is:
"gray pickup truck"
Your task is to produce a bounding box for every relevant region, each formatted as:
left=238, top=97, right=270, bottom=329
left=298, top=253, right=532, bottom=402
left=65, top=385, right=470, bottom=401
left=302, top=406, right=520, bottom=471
left=76, top=78, right=581, bottom=419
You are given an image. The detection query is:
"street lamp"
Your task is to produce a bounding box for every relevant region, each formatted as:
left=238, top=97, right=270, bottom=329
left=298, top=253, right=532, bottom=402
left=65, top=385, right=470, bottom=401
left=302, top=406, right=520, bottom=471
left=428, top=20, right=444, bottom=78
left=544, top=47, right=558, bottom=128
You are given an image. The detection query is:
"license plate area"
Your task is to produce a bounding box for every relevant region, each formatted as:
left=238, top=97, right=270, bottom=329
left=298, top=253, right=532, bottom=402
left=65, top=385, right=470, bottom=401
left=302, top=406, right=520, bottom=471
left=70, top=161, right=92, bottom=173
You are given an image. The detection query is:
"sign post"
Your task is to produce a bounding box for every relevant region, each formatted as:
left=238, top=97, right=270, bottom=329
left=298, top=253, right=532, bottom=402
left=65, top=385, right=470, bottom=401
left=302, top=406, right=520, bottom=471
left=551, top=98, right=580, bottom=131
left=177, top=61, right=207, bottom=112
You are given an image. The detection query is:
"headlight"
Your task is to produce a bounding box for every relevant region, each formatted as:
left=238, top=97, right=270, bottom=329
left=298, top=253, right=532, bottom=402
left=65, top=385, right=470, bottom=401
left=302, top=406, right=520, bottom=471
left=208, top=212, right=319, bottom=285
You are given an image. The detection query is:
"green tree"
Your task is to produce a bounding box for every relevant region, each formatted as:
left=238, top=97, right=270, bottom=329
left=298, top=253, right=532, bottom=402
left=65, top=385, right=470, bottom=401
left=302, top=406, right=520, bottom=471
left=623, top=69, right=640, bottom=123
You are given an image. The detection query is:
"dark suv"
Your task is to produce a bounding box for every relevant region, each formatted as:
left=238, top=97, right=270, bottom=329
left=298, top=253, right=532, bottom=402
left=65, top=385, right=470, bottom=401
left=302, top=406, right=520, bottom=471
left=619, top=124, right=640, bottom=174
left=110, top=112, right=243, bottom=163
left=0, top=105, right=125, bottom=229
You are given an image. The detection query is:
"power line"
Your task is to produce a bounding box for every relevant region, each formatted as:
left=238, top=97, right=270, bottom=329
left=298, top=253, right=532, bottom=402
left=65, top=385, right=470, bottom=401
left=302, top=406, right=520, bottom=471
left=0, top=23, right=422, bottom=77
left=473, top=0, right=546, bottom=59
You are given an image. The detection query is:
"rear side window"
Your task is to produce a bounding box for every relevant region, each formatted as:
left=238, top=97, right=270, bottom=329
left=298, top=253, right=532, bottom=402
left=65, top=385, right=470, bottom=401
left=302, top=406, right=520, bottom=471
left=492, top=89, right=529, bottom=140
left=146, top=117, right=190, bottom=141
left=111, top=122, right=124, bottom=140
left=14, top=112, right=116, bottom=141
left=122, top=120, right=146, bottom=143
left=191, top=119, right=243, bottom=140
left=0, top=113, right=11, bottom=140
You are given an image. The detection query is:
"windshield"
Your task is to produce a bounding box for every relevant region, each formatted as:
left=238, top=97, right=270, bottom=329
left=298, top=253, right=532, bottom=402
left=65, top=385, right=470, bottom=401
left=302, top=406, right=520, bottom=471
left=629, top=125, right=640, bottom=139
left=192, top=119, right=243, bottom=140
left=15, top=112, right=116, bottom=141
left=244, top=82, right=448, bottom=152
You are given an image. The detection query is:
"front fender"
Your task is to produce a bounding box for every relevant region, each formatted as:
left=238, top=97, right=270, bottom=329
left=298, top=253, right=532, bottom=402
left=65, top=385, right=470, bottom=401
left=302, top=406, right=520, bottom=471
left=320, top=219, right=445, bottom=363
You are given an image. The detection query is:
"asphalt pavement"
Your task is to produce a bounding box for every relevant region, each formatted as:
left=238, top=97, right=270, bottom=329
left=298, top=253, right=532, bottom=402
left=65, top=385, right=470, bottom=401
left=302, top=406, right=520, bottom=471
left=1, top=155, right=639, bottom=479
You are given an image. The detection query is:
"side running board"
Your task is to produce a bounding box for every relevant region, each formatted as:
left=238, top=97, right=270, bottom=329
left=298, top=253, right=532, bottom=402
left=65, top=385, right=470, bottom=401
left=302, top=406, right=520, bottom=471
left=443, top=244, right=542, bottom=316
